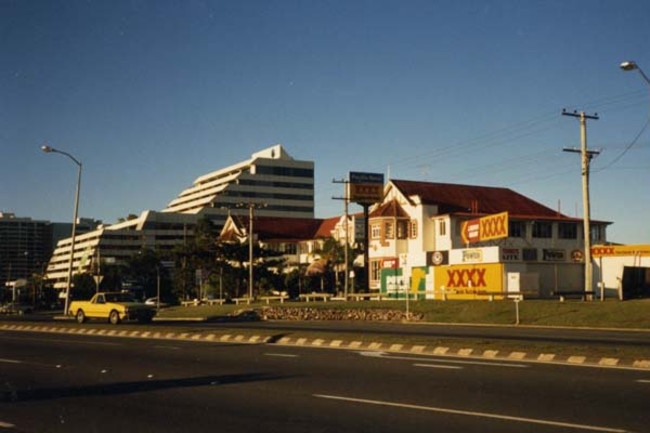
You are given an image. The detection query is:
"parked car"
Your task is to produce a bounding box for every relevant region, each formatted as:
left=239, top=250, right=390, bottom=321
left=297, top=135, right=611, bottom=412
left=0, top=302, right=34, bottom=315
left=144, top=297, right=169, bottom=308
left=68, top=292, right=156, bottom=324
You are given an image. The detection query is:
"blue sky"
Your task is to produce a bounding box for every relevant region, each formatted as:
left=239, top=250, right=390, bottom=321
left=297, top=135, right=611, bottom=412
left=2, top=0, right=649, bottom=244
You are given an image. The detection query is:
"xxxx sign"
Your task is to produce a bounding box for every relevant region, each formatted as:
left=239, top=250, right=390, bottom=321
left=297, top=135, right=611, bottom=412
left=461, top=212, right=509, bottom=244
left=591, top=244, right=650, bottom=258
left=434, top=264, right=504, bottom=299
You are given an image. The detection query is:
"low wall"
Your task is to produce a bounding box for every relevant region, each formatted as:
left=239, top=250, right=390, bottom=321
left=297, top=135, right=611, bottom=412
left=258, top=306, right=423, bottom=322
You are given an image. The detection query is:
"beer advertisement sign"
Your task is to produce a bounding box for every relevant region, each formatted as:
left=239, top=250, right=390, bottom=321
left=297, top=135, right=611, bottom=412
left=348, top=171, right=384, bottom=204
left=460, top=211, right=509, bottom=244
left=434, top=263, right=505, bottom=300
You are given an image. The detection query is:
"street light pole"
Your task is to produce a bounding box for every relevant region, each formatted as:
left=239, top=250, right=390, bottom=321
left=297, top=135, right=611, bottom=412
left=237, top=202, right=265, bottom=304
left=41, top=145, right=82, bottom=316
left=248, top=203, right=254, bottom=304
left=620, top=60, right=650, bottom=86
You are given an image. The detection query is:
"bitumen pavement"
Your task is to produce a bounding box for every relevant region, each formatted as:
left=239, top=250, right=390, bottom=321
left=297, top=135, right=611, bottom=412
left=2, top=318, right=650, bottom=371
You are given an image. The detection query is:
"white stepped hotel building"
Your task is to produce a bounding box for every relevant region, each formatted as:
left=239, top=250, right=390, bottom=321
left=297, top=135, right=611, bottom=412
left=44, top=144, right=315, bottom=290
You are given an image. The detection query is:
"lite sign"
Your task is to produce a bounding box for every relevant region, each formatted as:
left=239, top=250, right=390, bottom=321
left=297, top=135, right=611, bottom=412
left=461, top=212, right=509, bottom=244
left=348, top=171, right=384, bottom=204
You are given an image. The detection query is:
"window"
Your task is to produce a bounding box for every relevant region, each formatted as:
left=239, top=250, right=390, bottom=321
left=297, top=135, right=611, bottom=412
left=438, top=220, right=447, bottom=236
left=558, top=222, right=577, bottom=239
left=591, top=225, right=605, bottom=242
left=370, top=260, right=381, bottom=284
left=384, top=222, right=394, bottom=239
left=532, top=221, right=552, bottom=238
left=397, top=220, right=408, bottom=239
left=371, top=223, right=381, bottom=240
left=254, top=165, right=314, bottom=178
left=409, top=220, right=418, bottom=238
left=509, top=221, right=525, bottom=238
left=283, top=243, right=297, bottom=254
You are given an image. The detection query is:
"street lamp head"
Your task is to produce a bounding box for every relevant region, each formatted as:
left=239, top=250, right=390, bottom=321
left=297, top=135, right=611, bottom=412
left=620, top=60, right=638, bottom=72
left=41, top=144, right=54, bottom=153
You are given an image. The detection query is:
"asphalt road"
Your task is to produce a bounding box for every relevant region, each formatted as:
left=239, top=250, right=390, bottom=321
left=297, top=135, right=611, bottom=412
left=1, top=329, right=649, bottom=433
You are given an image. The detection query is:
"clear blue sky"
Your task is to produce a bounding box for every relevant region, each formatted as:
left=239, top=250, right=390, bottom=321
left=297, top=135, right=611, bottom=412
left=2, top=0, right=649, bottom=244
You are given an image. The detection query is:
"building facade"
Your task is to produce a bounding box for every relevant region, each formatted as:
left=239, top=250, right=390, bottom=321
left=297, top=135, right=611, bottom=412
left=367, top=179, right=610, bottom=299
left=44, top=144, right=315, bottom=291
left=1, top=213, right=52, bottom=295
left=163, top=144, right=314, bottom=227
left=45, top=211, right=198, bottom=290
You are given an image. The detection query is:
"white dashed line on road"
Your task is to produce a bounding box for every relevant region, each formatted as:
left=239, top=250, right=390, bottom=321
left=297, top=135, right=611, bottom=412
left=264, top=353, right=299, bottom=358
left=313, top=394, right=629, bottom=433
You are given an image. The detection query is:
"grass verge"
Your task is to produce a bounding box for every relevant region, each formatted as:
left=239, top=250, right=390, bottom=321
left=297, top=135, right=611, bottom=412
left=156, top=298, right=650, bottom=329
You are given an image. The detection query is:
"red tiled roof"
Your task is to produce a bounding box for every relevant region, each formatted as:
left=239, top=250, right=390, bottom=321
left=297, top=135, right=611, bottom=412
left=235, top=216, right=327, bottom=241
left=314, top=216, right=340, bottom=238
left=389, top=179, right=569, bottom=219
left=370, top=199, right=409, bottom=218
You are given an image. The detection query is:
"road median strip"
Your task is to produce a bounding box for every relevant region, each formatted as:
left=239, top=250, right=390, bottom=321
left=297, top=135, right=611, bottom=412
left=2, top=322, right=650, bottom=370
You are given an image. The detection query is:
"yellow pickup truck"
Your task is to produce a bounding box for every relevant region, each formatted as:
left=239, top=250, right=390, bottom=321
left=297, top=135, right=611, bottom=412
left=68, top=292, right=156, bottom=325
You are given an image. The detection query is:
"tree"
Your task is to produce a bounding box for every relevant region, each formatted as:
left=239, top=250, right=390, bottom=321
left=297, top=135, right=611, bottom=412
left=122, top=249, right=173, bottom=301
left=70, top=273, right=97, bottom=301
left=312, top=237, right=345, bottom=293
left=171, top=216, right=222, bottom=300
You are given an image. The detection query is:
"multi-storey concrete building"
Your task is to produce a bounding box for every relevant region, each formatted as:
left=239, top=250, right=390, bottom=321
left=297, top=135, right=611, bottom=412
left=44, top=144, right=315, bottom=291
left=163, top=144, right=314, bottom=224
left=1, top=213, right=52, bottom=294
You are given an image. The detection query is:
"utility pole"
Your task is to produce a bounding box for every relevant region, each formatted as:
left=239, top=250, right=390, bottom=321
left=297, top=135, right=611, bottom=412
left=562, top=109, right=600, bottom=297
left=237, top=201, right=267, bottom=304
left=333, top=178, right=350, bottom=298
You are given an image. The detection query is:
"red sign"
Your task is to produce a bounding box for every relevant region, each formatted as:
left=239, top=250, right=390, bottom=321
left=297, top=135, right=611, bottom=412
left=382, top=258, right=399, bottom=269
left=461, top=219, right=481, bottom=244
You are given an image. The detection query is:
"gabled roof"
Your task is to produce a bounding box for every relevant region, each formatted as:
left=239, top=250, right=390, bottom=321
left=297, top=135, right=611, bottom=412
left=314, top=216, right=340, bottom=238
left=220, top=215, right=335, bottom=242
left=388, top=179, right=575, bottom=220
left=370, top=198, right=409, bottom=218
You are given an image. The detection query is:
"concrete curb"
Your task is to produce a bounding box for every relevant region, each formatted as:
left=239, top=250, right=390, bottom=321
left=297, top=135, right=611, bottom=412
left=2, top=322, right=650, bottom=371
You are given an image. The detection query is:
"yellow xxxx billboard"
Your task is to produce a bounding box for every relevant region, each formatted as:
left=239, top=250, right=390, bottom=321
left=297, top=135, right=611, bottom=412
left=434, top=263, right=504, bottom=300
left=461, top=212, right=509, bottom=244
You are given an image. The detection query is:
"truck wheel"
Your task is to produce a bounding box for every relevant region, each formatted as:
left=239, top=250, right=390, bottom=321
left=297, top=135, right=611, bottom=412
left=109, top=310, right=121, bottom=325
left=76, top=310, right=86, bottom=324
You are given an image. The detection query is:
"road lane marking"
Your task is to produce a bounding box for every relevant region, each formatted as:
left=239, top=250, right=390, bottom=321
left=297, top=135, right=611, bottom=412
left=0, top=421, right=16, bottom=428
left=414, top=363, right=463, bottom=370
left=153, top=345, right=182, bottom=350
left=0, top=335, right=120, bottom=346
left=636, top=379, right=650, bottom=383
left=264, top=353, right=299, bottom=358
left=313, top=394, right=629, bottom=433
left=359, top=351, right=528, bottom=368
left=0, top=357, right=67, bottom=369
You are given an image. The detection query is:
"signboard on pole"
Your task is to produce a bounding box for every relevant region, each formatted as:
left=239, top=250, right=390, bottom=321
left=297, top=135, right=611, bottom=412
left=348, top=171, right=384, bottom=204
left=591, top=244, right=650, bottom=258
left=461, top=212, right=509, bottom=244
